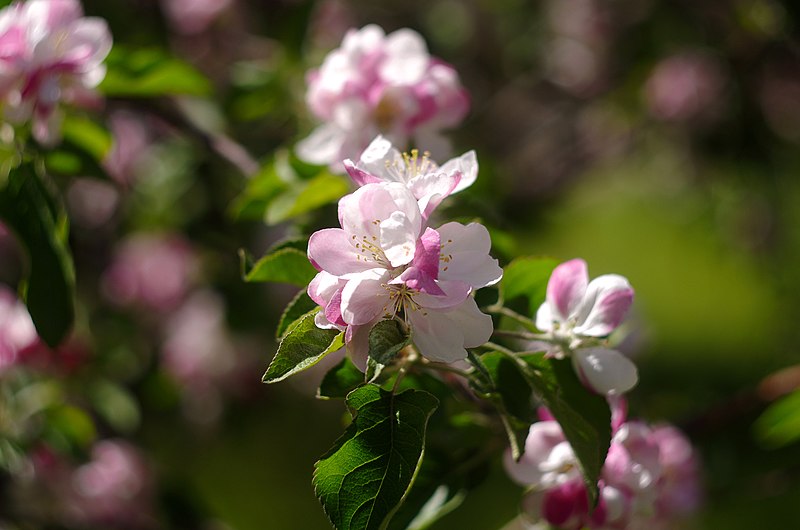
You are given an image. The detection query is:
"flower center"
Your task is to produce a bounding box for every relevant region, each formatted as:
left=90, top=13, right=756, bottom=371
left=384, top=148, right=436, bottom=183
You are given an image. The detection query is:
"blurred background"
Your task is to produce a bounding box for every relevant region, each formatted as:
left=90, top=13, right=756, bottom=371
left=3, top=0, right=800, bottom=528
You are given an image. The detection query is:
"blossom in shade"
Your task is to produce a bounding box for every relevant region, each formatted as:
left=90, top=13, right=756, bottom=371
left=102, top=233, right=197, bottom=312
left=644, top=53, right=726, bottom=124
left=504, top=407, right=702, bottom=530
left=536, top=258, right=637, bottom=395
left=344, top=135, right=477, bottom=219
left=307, top=181, right=501, bottom=366
left=296, top=25, right=469, bottom=170
left=0, top=284, right=39, bottom=374
left=0, top=0, right=112, bottom=145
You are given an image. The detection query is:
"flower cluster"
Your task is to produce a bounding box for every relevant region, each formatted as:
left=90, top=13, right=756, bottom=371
left=504, top=406, right=702, bottom=530
left=0, top=0, right=111, bottom=145
left=296, top=25, right=469, bottom=170
left=536, top=258, right=638, bottom=395
left=307, top=136, right=501, bottom=367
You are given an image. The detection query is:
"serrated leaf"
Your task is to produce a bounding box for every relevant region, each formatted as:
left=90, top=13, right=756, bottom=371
left=520, top=354, right=611, bottom=505
left=369, top=320, right=411, bottom=366
left=229, top=159, right=289, bottom=219
left=318, top=357, right=364, bottom=399
left=470, top=352, right=536, bottom=460
left=314, top=385, right=439, bottom=530
left=100, top=47, right=212, bottom=97
left=0, top=164, right=75, bottom=346
left=501, top=257, right=559, bottom=316
left=263, top=309, right=343, bottom=383
left=239, top=246, right=316, bottom=286
left=754, top=390, right=800, bottom=449
left=276, top=290, right=319, bottom=339
left=265, top=172, right=350, bottom=224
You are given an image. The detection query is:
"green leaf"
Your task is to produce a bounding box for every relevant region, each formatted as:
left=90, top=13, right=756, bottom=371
left=470, top=352, right=536, bottom=460
left=61, top=115, right=113, bottom=162
left=265, top=172, right=350, bottom=224
left=318, top=357, right=364, bottom=399
left=0, top=164, right=75, bottom=346
left=263, top=309, right=343, bottom=384
left=501, top=257, right=559, bottom=316
left=369, top=320, right=412, bottom=366
left=229, top=158, right=290, bottom=220
left=755, top=390, right=800, bottom=448
left=276, top=290, right=319, bottom=339
left=239, top=246, right=316, bottom=286
left=89, top=380, right=141, bottom=434
left=314, top=385, right=439, bottom=530
left=100, top=46, right=212, bottom=97
left=521, top=354, right=611, bottom=504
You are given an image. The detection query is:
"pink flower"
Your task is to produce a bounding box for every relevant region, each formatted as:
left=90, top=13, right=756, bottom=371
left=344, top=135, right=477, bottom=219
left=504, top=411, right=702, bottom=529
left=296, top=25, right=469, bottom=170
left=0, top=0, right=111, bottom=145
left=0, top=284, right=39, bottom=374
left=536, top=258, right=637, bottom=395
left=161, top=0, right=232, bottom=35
left=644, top=53, right=726, bottom=124
left=102, top=233, right=197, bottom=312
left=69, top=440, right=154, bottom=527
left=307, top=182, right=501, bottom=365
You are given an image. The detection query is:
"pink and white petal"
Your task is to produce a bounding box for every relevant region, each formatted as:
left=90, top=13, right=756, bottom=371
left=438, top=150, right=478, bottom=194
left=340, top=183, right=420, bottom=249
left=308, top=228, right=372, bottom=275
left=436, top=223, right=503, bottom=288
left=340, top=269, right=391, bottom=325
left=408, top=170, right=460, bottom=218
left=406, top=307, right=468, bottom=363
left=446, top=296, right=494, bottom=348
left=352, top=135, right=404, bottom=182
left=573, top=274, right=634, bottom=337
left=62, top=18, right=112, bottom=69
left=295, top=123, right=347, bottom=166
left=546, top=259, right=589, bottom=322
left=307, top=271, right=342, bottom=306
left=572, top=348, right=638, bottom=396
left=380, top=29, right=429, bottom=85
left=380, top=210, right=419, bottom=267
left=345, top=317, right=382, bottom=371
left=412, top=227, right=440, bottom=279
left=343, top=159, right=383, bottom=186
left=414, top=280, right=470, bottom=309
left=315, top=311, right=344, bottom=331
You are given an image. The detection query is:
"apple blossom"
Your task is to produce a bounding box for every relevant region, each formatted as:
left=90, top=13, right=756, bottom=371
left=0, top=284, right=39, bottom=374
left=344, top=135, right=477, bottom=219
left=307, top=181, right=501, bottom=366
left=0, top=0, right=112, bottom=145
left=504, top=409, right=702, bottom=530
left=296, top=25, right=469, bottom=170
left=536, top=258, right=637, bottom=395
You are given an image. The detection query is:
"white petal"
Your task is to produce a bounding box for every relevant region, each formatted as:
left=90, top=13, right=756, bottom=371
left=572, top=348, right=638, bottom=395
left=295, top=124, right=346, bottom=166
left=573, top=274, right=634, bottom=337
left=380, top=29, right=429, bottom=84
left=535, top=302, right=554, bottom=332
left=435, top=222, right=502, bottom=288
left=438, top=150, right=478, bottom=194
left=380, top=210, right=418, bottom=267
left=339, top=269, right=391, bottom=326
left=407, top=297, right=492, bottom=362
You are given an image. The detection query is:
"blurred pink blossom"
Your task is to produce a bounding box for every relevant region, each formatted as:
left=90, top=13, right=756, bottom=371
left=0, top=284, right=39, bottom=374
left=161, top=290, right=257, bottom=424
left=504, top=410, right=702, bottom=529
left=297, top=25, right=469, bottom=170
left=645, top=53, right=726, bottom=123
left=0, top=0, right=112, bottom=145
left=102, top=233, right=197, bottom=312
left=103, top=110, right=154, bottom=187
left=66, top=177, right=120, bottom=229
left=161, top=0, right=232, bottom=35
left=68, top=440, right=154, bottom=527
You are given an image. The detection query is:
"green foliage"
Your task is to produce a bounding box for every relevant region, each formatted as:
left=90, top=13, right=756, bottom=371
left=521, top=354, right=612, bottom=504
left=470, top=352, right=536, bottom=461
left=276, top=290, right=318, bottom=339
left=100, top=47, right=212, bottom=97
left=500, top=257, right=558, bottom=317
left=314, top=385, right=439, bottom=530
left=231, top=151, right=350, bottom=224
left=239, top=246, right=316, bottom=287
left=754, top=390, right=800, bottom=448
left=263, top=309, right=343, bottom=384
left=318, top=357, right=364, bottom=399
left=0, top=163, right=75, bottom=347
